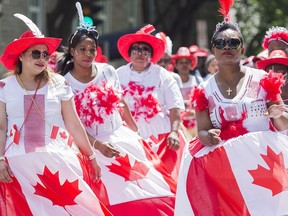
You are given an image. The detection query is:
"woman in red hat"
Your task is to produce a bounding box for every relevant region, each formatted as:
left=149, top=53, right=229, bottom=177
left=259, top=26, right=288, bottom=103
left=117, top=25, right=186, bottom=182
left=171, top=47, right=199, bottom=137
left=175, top=1, right=288, bottom=215
left=58, top=3, right=177, bottom=216
left=0, top=14, right=110, bottom=215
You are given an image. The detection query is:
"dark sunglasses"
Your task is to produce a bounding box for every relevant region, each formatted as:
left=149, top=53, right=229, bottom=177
left=28, top=50, right=50, bottom=61
left=213, top=38, right=242, bottom=49
left=158, top=58, right=171, bottom=64
left=130, top=46, right=152, bottom=55
left=70, top=27, right=99, bottom=45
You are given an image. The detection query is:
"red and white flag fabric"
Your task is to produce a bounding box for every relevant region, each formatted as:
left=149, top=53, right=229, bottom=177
left=0, top=150, right=111, bottom=216
left=147, top=129, right=188, bottom=182
left=175, top=131, right=288, bottom=216
left=88, top=128, right=177, bottom=216
left=50, top=125, right=74, bottom=147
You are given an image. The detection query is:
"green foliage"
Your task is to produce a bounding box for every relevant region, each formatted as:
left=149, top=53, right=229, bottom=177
left=234, top=0, right=288, bottom=56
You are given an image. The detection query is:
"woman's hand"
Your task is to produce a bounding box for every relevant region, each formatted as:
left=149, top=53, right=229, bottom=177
left=167, top=130, right=180, bottom=151
left=206, top=129, right=222, bottom=147
left=95, top=140, right=120, bottom=158
left=0, top=160, right=14, bottom=183
left=266, top=104, right=288, bottom=119
left=87, top=158, right=102, bottom=183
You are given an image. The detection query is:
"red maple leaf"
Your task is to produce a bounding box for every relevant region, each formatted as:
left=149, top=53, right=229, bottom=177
left=107, top=154, right=149, bottom=182
left=33, top=166, right=82, bottom=209
left=248, top=146, right=288, bottom=196
left=60, top=131, right=67, bottom=139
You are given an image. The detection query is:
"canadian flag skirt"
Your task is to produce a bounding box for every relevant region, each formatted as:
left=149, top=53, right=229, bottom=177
left=175, top=131, right=288, bottom=216
left=0, top=142, right=111, bottom=216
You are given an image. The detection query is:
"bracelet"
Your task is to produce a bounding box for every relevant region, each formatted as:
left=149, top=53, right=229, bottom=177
left=0, top=156, right=5, bottom=161
left=92, top=139, right=98, bottom=148
left=86, top=152, right=97, bottom=161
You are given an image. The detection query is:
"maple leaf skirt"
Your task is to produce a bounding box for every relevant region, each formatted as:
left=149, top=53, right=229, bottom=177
left=86, top=125, right=176, bottom=216
left=175, top=131, right=288, bottom=216
left=0, top=146, right=110, bottom=216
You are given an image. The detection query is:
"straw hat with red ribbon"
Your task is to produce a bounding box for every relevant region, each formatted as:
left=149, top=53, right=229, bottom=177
left=117, top=24, right=165, bottom=63
left=0, top=14, right=61, bottom=71
left=171, top=47, right=198, bottom=70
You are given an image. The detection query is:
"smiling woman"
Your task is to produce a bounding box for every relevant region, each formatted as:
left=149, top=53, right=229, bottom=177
left=57, top=3, right=179, bottom=216
left=0, top=13, right=110, bottom=216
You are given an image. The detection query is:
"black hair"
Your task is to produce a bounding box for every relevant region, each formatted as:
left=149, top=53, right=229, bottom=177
left=211, top=22, right=244, bottom=47
left=58, top=28, right=99, bottom=76
left=128, top=41, right=154, bottom=57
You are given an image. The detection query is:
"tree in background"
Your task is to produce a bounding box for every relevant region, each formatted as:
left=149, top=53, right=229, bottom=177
left=234, top=0, right=288, bottom=56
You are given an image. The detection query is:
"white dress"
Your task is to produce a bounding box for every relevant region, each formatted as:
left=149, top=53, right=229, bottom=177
left=181, top=74, right=198, bottom=101
left=0, top=74, right=108, bottom=216
left=175, top=67, right=288, bottom=216
left=65, top=62, right=176, bottom=216
left=117, top=63, right=185, bottom=139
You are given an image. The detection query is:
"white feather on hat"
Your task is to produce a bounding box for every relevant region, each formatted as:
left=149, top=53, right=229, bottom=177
left=155, top=32, right=173, bottom=56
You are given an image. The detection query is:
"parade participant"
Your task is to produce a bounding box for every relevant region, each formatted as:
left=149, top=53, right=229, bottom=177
left=58, top=3, right=176, bottom=215
left=117, top=24, right=186, bottom=182
left=259, top=26, right=288, bottom=104
left=175, top=0, right=288, bottom=215
left=189, top=44, right=209, bottom=81
left=155, top=32, right=182, bottom=88
left=262, top=26, right=288, bottom=55
left=204, top=54, right=218, bottom=79
left=0, top=13, right=110, bottom=216
left=172, top=47, right=198, bottom=101
left=172, top=47, right=198, bottom=137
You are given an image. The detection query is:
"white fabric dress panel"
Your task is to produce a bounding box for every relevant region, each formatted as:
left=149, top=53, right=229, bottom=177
left=0, top=73, right=107, bottom=216
left=117, top=63, right=185, bottom=139
left=64, top=62, right=176, bottom=212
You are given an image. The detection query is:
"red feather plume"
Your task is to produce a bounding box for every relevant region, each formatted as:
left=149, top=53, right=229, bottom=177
left=218, top=0, right=234, bottom=21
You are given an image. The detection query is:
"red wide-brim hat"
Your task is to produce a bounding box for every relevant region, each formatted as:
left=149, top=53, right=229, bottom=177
left=117, top=24, right=165, bottom=63
left=0, top=30, right=61, bottom=71
left=256, top=49, right=288, bottom=70
left=256, top=57, right=288, bottom=70
left=171, top=47, right=198, bottom=71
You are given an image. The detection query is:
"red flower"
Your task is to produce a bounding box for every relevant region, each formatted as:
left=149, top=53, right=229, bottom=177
left=74, top=81, right=121, bottom=127
left=260, top=70, right=284, bottom=102
left=190, top=86, right=208, bottom=112
left=122, top=82, right=162, bottom=122
left=219, top=107, right=249, bottom=140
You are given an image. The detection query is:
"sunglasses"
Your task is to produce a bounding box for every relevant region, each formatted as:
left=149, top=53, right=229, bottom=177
left=157, top=58, right=171, bottom=64
left=130, top=46, right=152, bottom=56
left=70, top=27, right=99, bottom=45
left=27, top=50, right=50, bottom=61
left=213, top=38, right=242, bottom=49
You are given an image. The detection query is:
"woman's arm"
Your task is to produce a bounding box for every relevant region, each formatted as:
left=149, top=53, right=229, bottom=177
left=61, top=98, right=101, bottom=182
left=267, top=102, right=288, bottom=131
left=119, top=98, right=138, bottom=132
left=0, top=101, right=14, bottom=182
left=166, top=108, right=181, bottom=150
left=87, top=133, right=120, bottom=158
left=196, top=109, right=221, bottom=146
